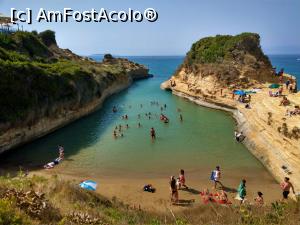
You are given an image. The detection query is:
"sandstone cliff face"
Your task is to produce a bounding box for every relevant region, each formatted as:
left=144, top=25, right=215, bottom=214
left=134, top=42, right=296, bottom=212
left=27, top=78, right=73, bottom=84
left=0, top=31, right=150, bottom=154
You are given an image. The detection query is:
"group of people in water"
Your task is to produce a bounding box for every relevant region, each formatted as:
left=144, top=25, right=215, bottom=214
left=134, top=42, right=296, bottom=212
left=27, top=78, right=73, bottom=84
left=111, top=101, right=183, bottom=140
left=169, top=166, right=297, bottom=206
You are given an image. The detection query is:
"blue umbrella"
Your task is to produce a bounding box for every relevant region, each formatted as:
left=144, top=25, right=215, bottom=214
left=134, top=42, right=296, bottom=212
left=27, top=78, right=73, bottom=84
left=234, top=90, right=246, bottom=96
left=79, top=180, right=98, bottom=191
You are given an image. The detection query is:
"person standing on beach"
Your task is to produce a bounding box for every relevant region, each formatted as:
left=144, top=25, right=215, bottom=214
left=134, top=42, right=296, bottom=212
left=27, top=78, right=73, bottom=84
left=280, top=177, right=295, bottom=201
left=150, top=127, right=156, bottom=140
left=178, top=169, right=188, bottom=189
left=213, top=166, right=223, bottom=189
left=237, top=179, right=247, bottom=204
left=170, top=176, right=178, bottom=203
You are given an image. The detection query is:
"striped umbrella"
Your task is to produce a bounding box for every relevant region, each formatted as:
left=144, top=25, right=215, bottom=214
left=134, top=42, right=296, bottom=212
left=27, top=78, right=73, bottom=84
left=79, top=180, right=98, bottom=191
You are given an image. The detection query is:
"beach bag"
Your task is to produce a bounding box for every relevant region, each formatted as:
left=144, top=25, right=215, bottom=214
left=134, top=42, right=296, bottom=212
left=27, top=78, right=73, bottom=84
left=210, top=171, right=215, bottom=181
left=143, top=184, right=155, bottom=193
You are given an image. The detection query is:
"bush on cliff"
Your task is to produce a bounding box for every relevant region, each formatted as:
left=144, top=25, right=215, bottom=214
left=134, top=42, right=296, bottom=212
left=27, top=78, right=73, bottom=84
left=38, top=30, right=57, bottom=47
left=185, top=33, right=271, bottom=65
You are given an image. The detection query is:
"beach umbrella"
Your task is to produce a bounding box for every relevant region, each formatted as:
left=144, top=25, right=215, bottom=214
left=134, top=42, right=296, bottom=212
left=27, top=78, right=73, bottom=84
left=234, top=90, right=246, bottom=96
left=269, top=84, right=280, bottom=89
left=79, top=180, right=98, bottom=191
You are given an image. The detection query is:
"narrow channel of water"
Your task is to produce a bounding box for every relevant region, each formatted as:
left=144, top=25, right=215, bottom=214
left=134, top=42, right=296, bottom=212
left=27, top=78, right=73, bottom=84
left=1, top=56, right=273, bottom=181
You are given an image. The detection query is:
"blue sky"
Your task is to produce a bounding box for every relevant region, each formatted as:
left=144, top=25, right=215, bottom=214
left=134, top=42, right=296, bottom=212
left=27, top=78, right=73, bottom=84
left=1, top=0, right=299, bottom=56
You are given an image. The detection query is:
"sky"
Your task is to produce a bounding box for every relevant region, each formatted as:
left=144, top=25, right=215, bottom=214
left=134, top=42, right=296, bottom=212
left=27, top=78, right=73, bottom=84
left=1, top=0, right=300, bottom=56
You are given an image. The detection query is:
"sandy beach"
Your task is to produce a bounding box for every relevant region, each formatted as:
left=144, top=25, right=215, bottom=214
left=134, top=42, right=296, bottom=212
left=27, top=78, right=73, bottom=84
left=31, top=162, right=281, bottom=212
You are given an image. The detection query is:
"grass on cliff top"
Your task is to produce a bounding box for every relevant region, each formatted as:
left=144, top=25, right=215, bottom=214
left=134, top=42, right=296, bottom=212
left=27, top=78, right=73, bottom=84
left=0, top=31, right=126, bottom=125
left=0, top=172, right=299, bottom=225
left=185, top=33, right=267, bottom=65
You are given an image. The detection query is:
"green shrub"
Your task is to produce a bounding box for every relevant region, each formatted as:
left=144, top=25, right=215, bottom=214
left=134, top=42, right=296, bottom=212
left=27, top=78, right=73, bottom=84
left=0, top=199, right=31, bottom=225
left=38, top=30, right=57, bottom=47
left=185, top=33, right=267, bottom=65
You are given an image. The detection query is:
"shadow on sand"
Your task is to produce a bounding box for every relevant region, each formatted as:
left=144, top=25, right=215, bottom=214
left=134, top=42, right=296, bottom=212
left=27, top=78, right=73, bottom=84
left=172, top=199, right=195, bottom=207
left=222, top=186, right=237, bottom=193
left=180, top=187, right=201, bottom=195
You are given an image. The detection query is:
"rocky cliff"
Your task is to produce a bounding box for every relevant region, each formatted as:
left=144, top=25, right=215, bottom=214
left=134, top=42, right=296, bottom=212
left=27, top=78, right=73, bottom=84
left=0, top=30, right=150, bottom=154
left=169, top=33, right=278, bottom=92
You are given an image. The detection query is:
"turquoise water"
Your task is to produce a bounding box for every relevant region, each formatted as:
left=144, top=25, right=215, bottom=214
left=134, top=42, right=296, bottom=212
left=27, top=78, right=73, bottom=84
left=1, top=55, right=298, bottom=178
left=269, top=54, right=300, bottom=90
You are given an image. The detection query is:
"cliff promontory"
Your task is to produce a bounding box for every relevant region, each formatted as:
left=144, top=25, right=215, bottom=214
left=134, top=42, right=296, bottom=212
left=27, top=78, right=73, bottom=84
left=0, top=30, right=150, bottom=153
left=169, top=33, right=278, bottom=92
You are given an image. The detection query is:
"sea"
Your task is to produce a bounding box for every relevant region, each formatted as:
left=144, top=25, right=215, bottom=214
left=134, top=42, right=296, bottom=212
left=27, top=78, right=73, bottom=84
left=0, top=54, right=298, bottom=181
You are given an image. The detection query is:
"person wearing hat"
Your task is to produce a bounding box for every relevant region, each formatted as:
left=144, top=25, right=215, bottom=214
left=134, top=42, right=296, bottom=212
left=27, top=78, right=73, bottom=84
left=254, top=191, right=264, bottom=206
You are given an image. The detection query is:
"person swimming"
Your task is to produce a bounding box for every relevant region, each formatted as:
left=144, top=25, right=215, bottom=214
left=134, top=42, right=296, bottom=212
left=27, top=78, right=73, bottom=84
left=179, top=114, right=183, bottom=122
left=112, top=106, right=117, bottom=113
left=138, top=122, right=141, bottom=128
left=113, top=130, right=117, bottom=138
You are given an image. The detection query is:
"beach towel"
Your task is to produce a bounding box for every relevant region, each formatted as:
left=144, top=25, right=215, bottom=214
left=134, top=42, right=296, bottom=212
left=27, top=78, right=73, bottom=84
left=143, top=184, right=156, bottom=193
left=200, top=192, right=216, bottom=204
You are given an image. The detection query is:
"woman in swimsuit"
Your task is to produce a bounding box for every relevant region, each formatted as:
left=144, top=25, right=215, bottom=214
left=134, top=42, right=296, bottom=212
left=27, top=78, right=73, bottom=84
left=170, top=176, right=178, bottom=203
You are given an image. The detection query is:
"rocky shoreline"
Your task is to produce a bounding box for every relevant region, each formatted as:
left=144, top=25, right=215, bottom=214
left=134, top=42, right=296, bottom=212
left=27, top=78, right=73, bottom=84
left=161, top=78, right=300, bottom=194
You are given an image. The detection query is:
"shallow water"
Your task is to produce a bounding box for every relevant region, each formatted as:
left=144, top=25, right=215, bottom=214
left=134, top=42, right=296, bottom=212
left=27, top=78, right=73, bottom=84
left=1, top=55, right=297, bottom=180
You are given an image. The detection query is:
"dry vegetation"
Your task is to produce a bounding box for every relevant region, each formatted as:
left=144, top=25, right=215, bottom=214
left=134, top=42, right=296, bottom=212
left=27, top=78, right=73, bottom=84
left=0, top=172, right=299, bottom=225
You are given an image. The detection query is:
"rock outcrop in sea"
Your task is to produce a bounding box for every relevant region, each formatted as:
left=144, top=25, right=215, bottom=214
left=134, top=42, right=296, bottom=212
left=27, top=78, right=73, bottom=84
left=163, top=33, right=278, bottom=91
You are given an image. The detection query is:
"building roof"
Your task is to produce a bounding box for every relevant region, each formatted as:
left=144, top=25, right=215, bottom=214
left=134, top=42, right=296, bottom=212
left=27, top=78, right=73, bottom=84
left=0, top=13, right=12, bottom=24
